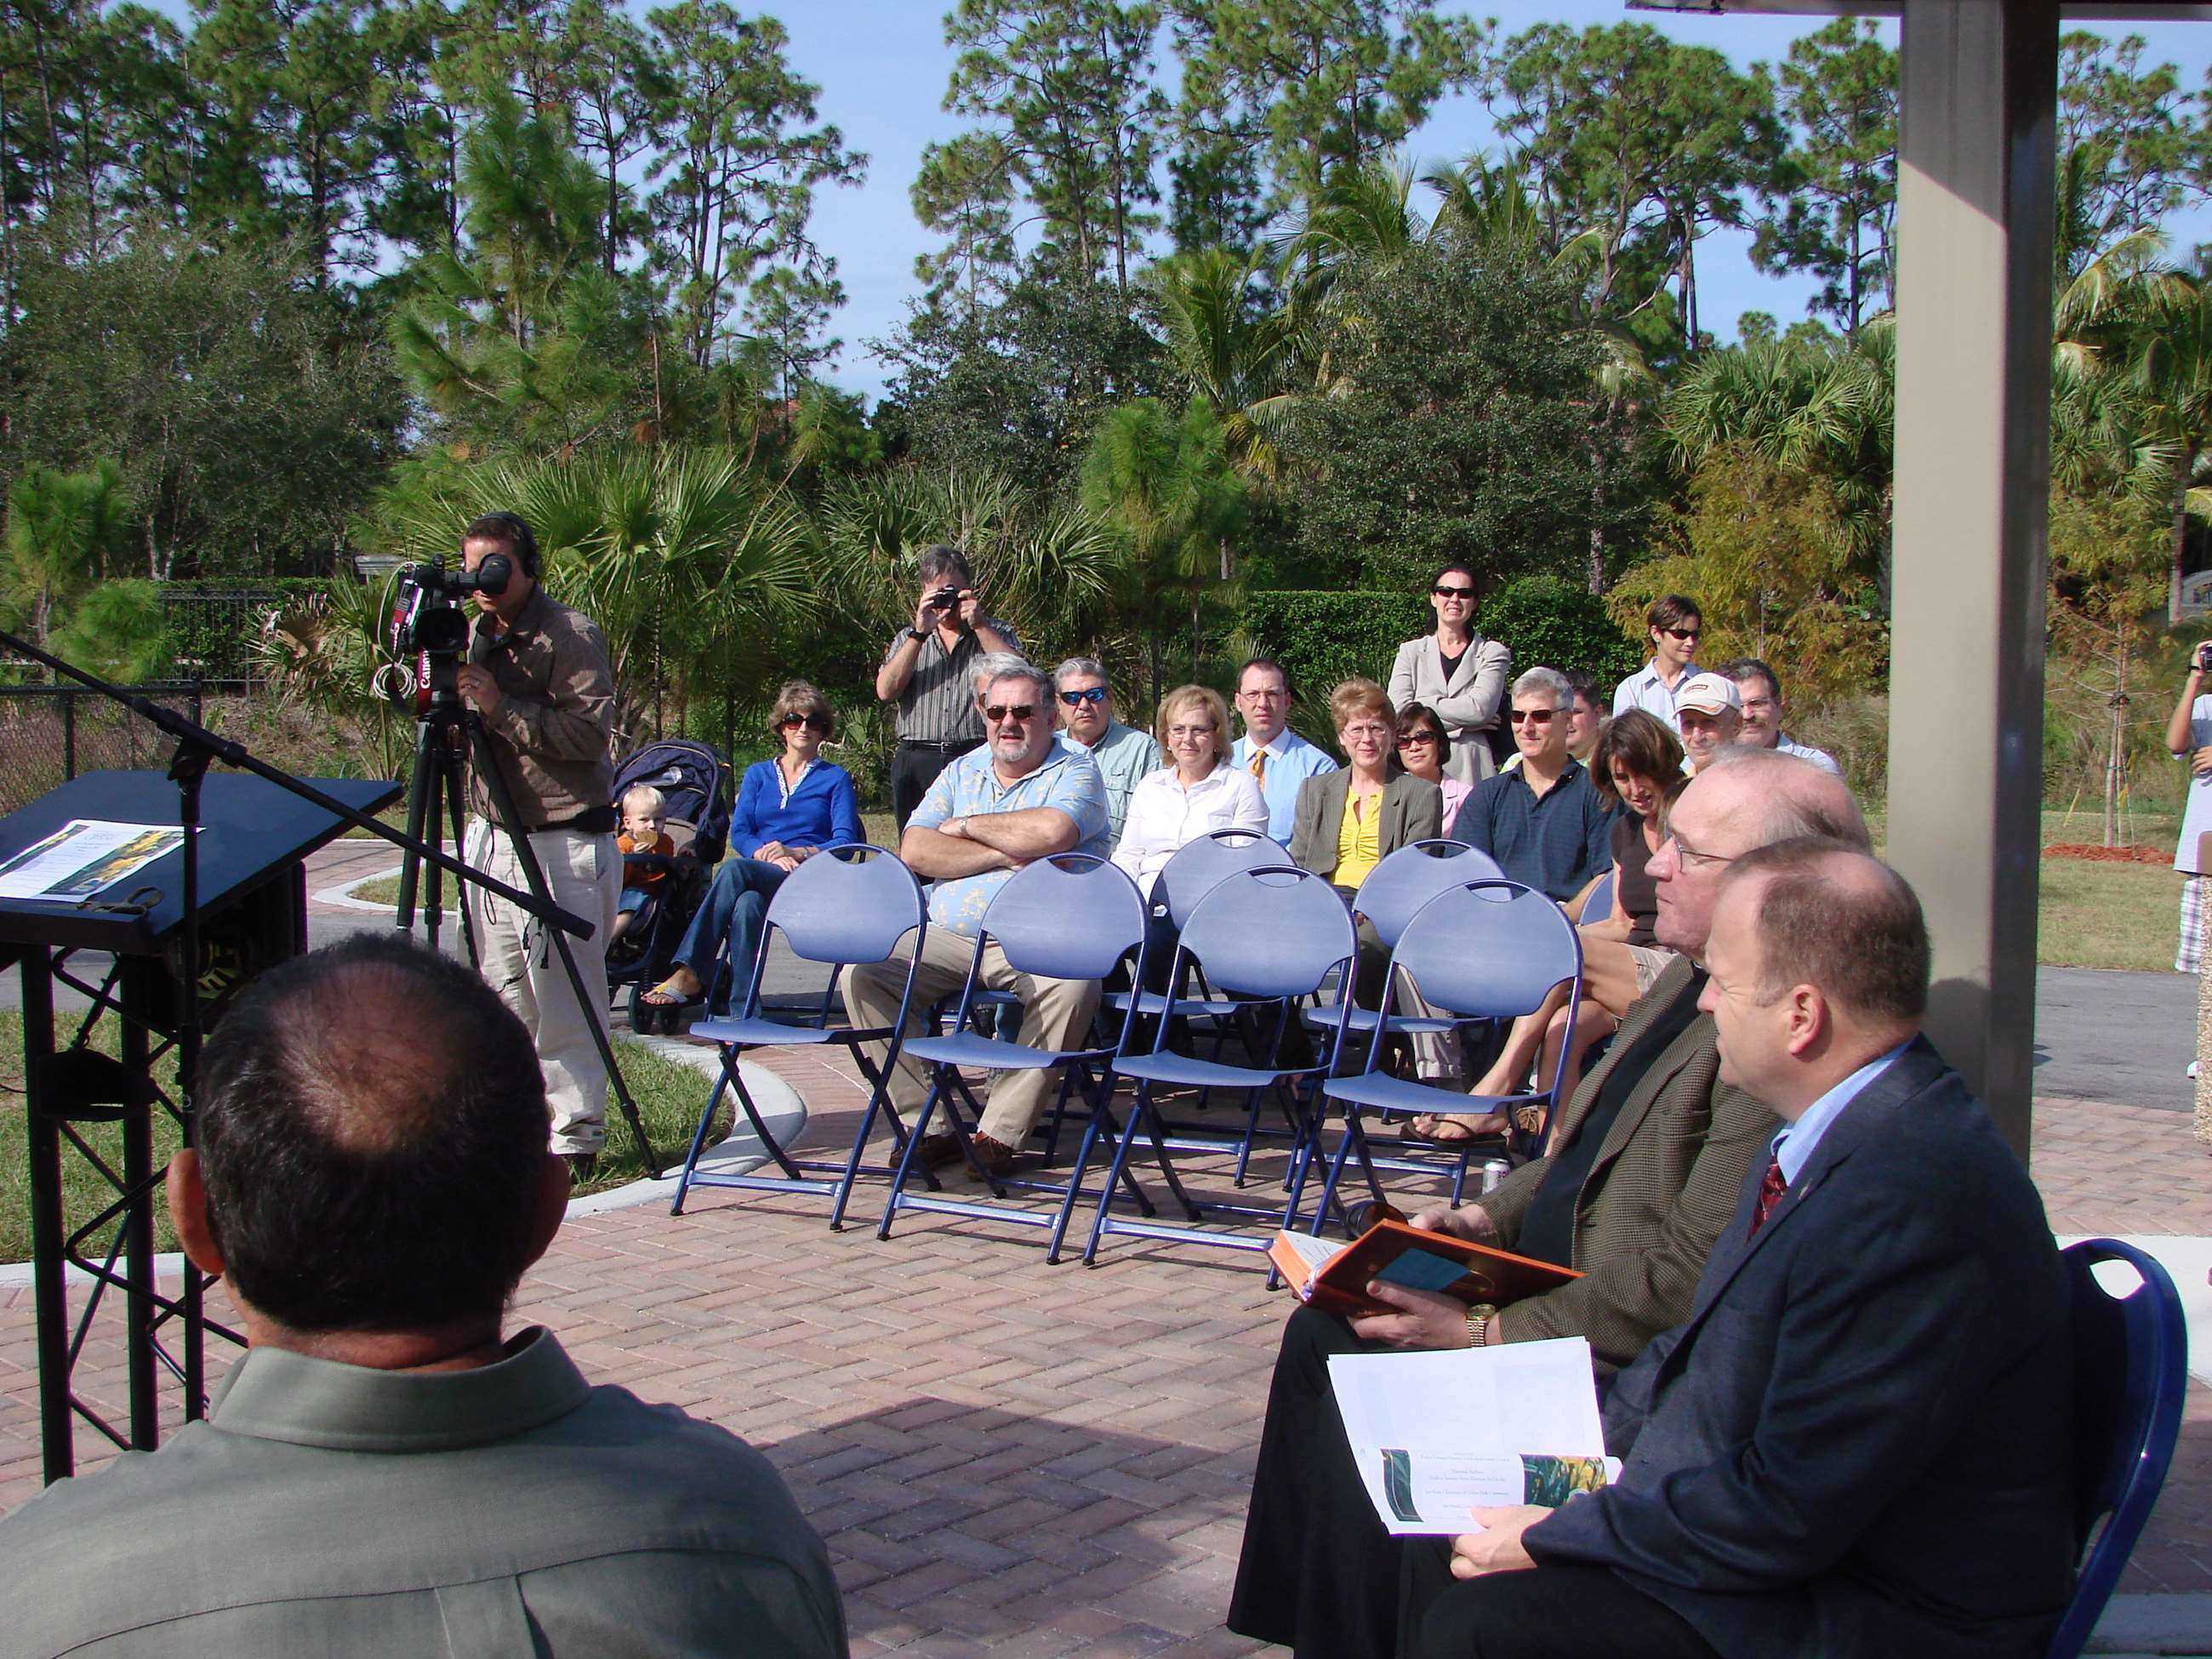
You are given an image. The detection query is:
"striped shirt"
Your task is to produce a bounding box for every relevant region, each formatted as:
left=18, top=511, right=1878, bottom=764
left=883, top=621, right=1023, bottom=744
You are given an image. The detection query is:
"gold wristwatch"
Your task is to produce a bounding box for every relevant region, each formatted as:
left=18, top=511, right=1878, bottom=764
left=1464, top=1303, right=1499, bottom=1348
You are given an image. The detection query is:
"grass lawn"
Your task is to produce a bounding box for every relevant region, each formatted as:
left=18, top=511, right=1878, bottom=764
left=0, top=1012, right=725, bottom=1263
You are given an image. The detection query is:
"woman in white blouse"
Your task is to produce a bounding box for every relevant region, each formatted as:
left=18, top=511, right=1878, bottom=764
left=1111, top=683, right=1269, bottom=892
left=1385, top=559, right=1511, bottom=783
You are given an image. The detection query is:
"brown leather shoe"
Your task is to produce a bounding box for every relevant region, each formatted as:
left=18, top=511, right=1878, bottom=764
left=967, top=1133, right=1018, bottom=1177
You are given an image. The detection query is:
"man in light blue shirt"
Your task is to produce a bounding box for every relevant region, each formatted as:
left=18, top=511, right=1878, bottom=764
left=844, top=658, right=1110, bottom=1177
left=1611, top=593, right=1702, bottom=729
left=1053, top=655, right=1160, bottom=843
left=1229, top=657, right=1336, bottom=843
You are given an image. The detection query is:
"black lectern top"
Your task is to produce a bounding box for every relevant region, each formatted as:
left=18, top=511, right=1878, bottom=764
left=0, top=770, right=402, bottom=955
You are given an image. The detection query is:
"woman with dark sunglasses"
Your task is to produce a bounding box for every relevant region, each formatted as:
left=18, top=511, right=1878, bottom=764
left=638, top=679, right=862, bottom=1030
left=1385, top=560, right=1512, bottom=781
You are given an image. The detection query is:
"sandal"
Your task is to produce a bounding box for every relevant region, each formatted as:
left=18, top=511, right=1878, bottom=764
left=1398, top=1112, right=1509, bottom=1147
left=637, top=974, right=703, bottom=1035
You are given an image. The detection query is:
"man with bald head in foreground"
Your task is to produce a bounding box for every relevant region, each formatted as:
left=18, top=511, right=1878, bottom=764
left=1405, top=843, right=2074, bottom=1659
left=0, top=934, right=846, bottom=1658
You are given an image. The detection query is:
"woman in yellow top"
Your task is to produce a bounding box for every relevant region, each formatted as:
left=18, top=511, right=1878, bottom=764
left=1289, top=679, right=1443, bottom=1006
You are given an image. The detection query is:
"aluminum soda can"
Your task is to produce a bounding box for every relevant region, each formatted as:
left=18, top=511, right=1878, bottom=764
left=1479, top=1158, right=1510, bottom=1194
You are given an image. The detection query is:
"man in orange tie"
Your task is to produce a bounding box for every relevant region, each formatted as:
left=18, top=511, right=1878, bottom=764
left=1229, top=658, right=1335, bottom=842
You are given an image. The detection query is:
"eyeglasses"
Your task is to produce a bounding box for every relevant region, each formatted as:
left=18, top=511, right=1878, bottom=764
left=983, top=703, right=1038, bottom=722
left=1663, top=627, right=1701, bottom=642
left=1166, top=723, right=1216, bottom=739
left=1397, top=730, right=1440, bottom=747
left=1432, top=584, right=1474, bottom=600
left=1507, top=708, right=1557, bottom=725
left=778, top=713, right=831, bottom=732
left=1666, top=835, right=1736, bottom=870
left=1058, top=687, right=1109, bottom=706
left=1240, top=687, right=1286, bottom=701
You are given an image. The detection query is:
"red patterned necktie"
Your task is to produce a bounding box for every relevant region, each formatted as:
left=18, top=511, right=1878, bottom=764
left=1747, top=1154, right=1787, bottom=1238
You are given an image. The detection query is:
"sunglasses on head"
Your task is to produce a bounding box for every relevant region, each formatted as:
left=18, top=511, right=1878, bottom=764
left=1058, top=687, right=1108, bottom=706
left=1432, top=584, right=1475, bottom=600
left=1508, top=708, right=1557, bottom=725
left=984, top=703, right=1038, bottom=722
left=778, top=713, right=831, bottom=732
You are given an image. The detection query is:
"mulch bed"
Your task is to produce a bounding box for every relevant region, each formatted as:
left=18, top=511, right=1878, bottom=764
left=2044, top=843, right=2175, bottom=864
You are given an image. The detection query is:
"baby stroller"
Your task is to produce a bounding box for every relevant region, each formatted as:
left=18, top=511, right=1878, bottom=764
left=605, top=738, right=733, bottom=1032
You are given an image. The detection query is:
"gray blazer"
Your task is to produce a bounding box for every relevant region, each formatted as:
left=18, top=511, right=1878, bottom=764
left=1528, top=1038, right=2076, bottom=1659
left=1387, top=633, right=1512, bottom=783
left=1287, top=768, right=1442, bottom=881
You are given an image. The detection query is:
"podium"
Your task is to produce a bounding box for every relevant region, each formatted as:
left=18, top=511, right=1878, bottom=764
left=0, top=769, right=402, bottom=1481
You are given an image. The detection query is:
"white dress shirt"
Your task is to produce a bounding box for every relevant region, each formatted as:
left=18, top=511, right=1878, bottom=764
left=1612, top=659, right=1698, bottom=728
left=1111, top=761, right=1270, bottom=891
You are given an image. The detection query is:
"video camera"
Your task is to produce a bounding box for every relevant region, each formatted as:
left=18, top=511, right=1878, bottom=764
left=379, top=554, right=513, bottom=715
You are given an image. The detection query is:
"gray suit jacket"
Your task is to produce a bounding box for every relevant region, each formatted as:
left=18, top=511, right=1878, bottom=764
left=1387, top=634, right=1512, bottom=781
left=1287, top=767, right=1442, bottom=880
left=1529, top=1039, right=2075, bottom=1659
left=1483, top=955, right=1775, bottom=1369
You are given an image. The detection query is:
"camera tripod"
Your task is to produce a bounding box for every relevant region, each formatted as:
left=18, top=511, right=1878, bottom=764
left=393, top=664, right=659, bottom=1177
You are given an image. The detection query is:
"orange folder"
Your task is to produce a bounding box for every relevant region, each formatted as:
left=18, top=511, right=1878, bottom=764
left=1269, top=1218, right=1582, bottom=1321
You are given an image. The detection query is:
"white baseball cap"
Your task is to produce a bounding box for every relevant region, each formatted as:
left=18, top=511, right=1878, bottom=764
left=1675, top=673, right=1743, bottom=716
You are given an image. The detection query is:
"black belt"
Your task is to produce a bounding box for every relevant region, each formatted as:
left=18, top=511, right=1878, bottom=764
left=535, top=805, right=619, bottom=834
left=898, top=738, right=978, bottom=751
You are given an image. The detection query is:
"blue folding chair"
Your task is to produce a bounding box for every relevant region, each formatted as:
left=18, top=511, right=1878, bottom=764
left=2045, top=1238, right=2188, bottom=1659
left=1083, top=865, right=1360, bottom=1265
left=1578, top=868, right=1616, bottom=926
left=1303, top=839, right=1505, bottom=1047
left=876, top=854, right=1158, bottom=1261
left=671, top=844, right=932, bottom=1229
left=1315, top=879, right=1582, bottom=1226
left=1103, top=827, right=1287, bottom=1024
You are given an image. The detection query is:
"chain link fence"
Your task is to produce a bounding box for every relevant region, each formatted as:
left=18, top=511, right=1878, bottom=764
left=0, top=682, right=204, bottom=815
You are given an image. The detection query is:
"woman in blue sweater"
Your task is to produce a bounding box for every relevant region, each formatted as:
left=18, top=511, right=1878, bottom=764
left=639, top=681, right=864, bottom=1029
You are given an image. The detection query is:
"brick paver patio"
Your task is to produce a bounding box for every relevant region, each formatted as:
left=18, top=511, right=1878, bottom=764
left=3, top=1035, right=2209, bottom=1654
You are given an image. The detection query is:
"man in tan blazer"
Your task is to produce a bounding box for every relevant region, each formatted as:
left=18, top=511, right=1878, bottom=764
left=1227, top=749, right=1867, bottom=1659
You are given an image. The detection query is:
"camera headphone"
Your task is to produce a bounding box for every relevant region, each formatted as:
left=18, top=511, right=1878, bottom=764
left=465, top=510, right=539, bottom=579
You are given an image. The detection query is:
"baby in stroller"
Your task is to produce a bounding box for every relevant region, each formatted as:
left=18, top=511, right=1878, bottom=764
left=610, top=784, right=675, bottom=945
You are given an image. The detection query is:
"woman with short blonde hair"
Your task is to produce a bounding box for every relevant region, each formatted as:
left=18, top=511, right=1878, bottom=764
left=1111, top=683, right=1267, bottom=893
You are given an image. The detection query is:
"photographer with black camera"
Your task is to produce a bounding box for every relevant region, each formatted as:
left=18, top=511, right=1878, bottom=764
left=875, top=544, right=1019, bottom=830
left=450, top=510, right=622, bottom=1177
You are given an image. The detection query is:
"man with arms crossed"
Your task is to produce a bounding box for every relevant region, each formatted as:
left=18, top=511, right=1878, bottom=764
left=1405, top=843, right=2072, bottom=1659
left=1228, top=749, right=1862, bottom=1659
left=846, top=659, right=1111, bottom=1178
left=0, top=935, right=845, bottom=1656
left=1229, top=657, right=1336, bottom=843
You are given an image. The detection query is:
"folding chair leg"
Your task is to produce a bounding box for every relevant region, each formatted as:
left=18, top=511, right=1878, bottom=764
left=876, top=1073, right=948, bottom=1240
left=1046, top=1071, right=1151, bottom=1263
left=728, top=1065, right=806, bottom=1183
left=670, top=1055, right=738, bottom=1216
left=1082, top=1082, right=1157, bottom=1265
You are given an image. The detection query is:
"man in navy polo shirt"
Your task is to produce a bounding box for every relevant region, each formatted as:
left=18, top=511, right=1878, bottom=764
left=1451, top=666, right=1614, bottom=904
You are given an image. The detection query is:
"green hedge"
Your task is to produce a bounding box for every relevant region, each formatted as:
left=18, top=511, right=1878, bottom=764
left=1241, top=590, right=1428, bottom=698
left=1479, top=575, right=1643, bottom=687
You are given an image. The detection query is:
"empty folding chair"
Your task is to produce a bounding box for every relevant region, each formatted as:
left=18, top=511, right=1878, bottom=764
left=876, top=853, right=1155, bottom=1260
left=1303, top=838, right=1504, bottom=1049
left=1315, top=879, right=1582, bottom=1229
left=1083, top=864, right=1360, bottom=1266
left=671, top=844, right=930, bottom=1229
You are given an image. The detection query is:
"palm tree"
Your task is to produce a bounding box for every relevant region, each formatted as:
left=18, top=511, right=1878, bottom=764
left=1150, top=247, right=1302, bottom=487
left=1079, top=399, right=1248, bottom=706
left=4, top=460, right=129, bottom=662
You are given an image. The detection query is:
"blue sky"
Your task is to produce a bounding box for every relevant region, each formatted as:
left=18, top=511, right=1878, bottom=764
left=767, top=3, right=2212, bottom=401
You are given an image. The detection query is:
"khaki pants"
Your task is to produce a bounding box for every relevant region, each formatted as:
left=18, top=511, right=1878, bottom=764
left=844, top=926, right=1103, bottom=1147
left=465, top=819, right=621, bottom=1154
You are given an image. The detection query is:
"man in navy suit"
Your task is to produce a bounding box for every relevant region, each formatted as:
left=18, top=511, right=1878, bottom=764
left=1405, top=841, right=2075, bottom=1659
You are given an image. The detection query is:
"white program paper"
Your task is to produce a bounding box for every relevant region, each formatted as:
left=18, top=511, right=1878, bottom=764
left=1328, top=1337, right=1616, bottom=1535
left=0, top=820, right=187, bottom=902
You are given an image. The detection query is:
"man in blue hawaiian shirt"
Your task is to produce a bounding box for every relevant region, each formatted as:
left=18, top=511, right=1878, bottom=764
left=844, top=659, right=1111, bottom=1177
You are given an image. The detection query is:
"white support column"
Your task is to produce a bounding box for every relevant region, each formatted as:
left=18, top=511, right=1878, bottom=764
left=1887, top=0, right=2059, bottom=1158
